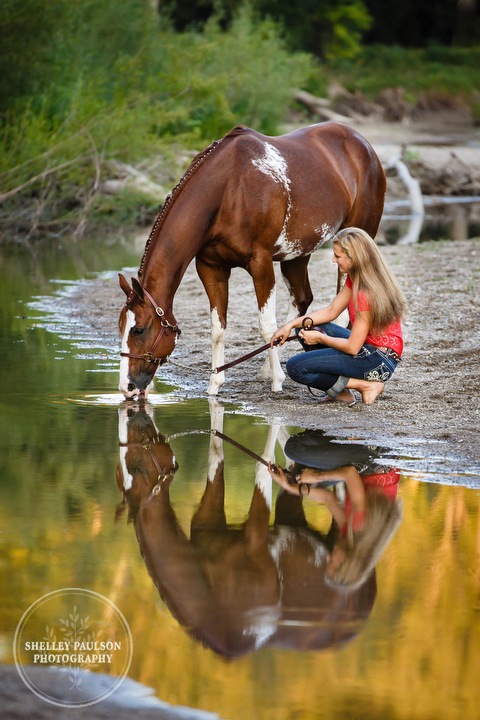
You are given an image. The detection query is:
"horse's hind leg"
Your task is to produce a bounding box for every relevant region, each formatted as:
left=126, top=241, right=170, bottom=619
left=280, top=256, right=313, bottom=319
left=254, top=422, right=280, bottom=507
left=257, top=256, right=313, bottom=384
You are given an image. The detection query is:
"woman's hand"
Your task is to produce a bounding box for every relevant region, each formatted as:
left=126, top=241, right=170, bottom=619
left=267, top=463, right=340, bottom=505
left=270, top=324, right=292, bottom=347
left=298, top=328, right=327, bottom=346
left=267, top=463, right=293, bottom=490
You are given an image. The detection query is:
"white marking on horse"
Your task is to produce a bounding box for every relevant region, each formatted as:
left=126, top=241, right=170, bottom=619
left=252, top=142, right=291, bottom=190
left=207, top=308, right=225, bottom=395
left=118, top=408, right=133, bottom=491
left=258, top=286, right=285, bottom=392
left=273, top=230, right=303, bottom=260
left=119, top=309, right=155, bottom=398
left=255, top=423, right=280, bottom=505
left=243, top=606, right=280, bottom=649
left=208, top=399, right=224, bottom=481
left=274, top=221, right=336, bottom=261
left=253, top=143, right=293, bottom=256
left=119, top=309, right=135, bottom=395
left=315, top=222, right=335, bottom=240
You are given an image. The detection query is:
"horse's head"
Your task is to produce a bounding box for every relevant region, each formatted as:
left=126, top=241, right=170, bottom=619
left=118, top=274, right=180, bottom=400
left=116, top=402, right=178, bottom=520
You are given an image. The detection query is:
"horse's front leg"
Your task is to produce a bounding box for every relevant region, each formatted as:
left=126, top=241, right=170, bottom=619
left=249, top=257, right=285, bottom=392
left=195, top=257, right=231, bottom=395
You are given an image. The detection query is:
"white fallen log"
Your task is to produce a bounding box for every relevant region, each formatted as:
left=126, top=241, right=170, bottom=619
left=292, top=89, right=353, bottom=123
left=387, top=156, right=425, bottom=217
left=386, top=155, right=425, bottom=244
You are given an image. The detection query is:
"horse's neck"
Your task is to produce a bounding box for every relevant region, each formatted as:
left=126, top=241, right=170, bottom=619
left=141, top=253, right=191, bottom=314
left=141, top=202, right=211, bottom=311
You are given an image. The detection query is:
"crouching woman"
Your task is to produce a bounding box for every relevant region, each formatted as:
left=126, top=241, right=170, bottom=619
left=271, top=227, right=407, bottom=405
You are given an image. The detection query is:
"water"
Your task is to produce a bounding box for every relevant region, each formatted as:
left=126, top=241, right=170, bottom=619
left=381, top=197, right=480, bottom=244
left=1, top=231, right=480, bottom=720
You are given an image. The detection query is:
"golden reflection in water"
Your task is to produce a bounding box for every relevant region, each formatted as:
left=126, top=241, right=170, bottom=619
left=1, top=403, right=479, bottom=720
left=112, top=479, right=480, bottom=720
left=112, top=402, right=480, bottom=720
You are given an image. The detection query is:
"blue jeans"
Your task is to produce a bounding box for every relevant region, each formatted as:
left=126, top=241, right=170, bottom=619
left=285, top=322, right=398, bottom=398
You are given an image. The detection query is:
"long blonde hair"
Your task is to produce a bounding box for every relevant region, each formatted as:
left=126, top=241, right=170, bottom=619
left=326, top=489, right=403, bottom=591
left=334, top=227, right=407, bottom=333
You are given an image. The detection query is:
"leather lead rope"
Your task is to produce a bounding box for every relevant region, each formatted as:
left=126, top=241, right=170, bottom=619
left=212, top=335, right=297, bottom=374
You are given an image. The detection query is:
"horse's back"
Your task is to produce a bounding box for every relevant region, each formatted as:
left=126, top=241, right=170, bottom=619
left=219, top=122, right=385, bottom=241
left=224, top=121, right=385, bottom=194
left=279, top=122, right=386, bottom=236
left=227, top=121, right=381, bottom=163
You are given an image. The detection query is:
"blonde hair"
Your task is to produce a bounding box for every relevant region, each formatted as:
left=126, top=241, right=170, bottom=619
left=326, top=489, right=403, bottom=591
left=334, top=227, right=407, bottom=333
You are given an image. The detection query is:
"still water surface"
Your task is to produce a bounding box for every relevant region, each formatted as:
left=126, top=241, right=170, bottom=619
left=1, top=233, right=479, bottom=720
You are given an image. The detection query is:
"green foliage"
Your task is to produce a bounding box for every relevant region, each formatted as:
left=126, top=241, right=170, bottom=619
left=323, top=44, right=480, bottom=98
left=0, top=1, right=313, bottom=237
left=0, top=0, right=65, bottom=110
left=1, top=1, right=479, bottom=240
left=259, top=0, right=372, bottom=60
left=321, top=0, right=372, bottom=60
left=91, top=188, right=160, bottom=228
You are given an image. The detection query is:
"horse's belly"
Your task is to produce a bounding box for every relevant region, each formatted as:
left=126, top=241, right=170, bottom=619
left=272, top=222, right=335, bottom=261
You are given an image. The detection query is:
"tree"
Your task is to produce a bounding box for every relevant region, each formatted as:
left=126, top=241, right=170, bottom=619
left=455, top=0, right=479, bottom=45
left=157, top=0, right=373, bottom=59
left=364, top=0, right=480, bottom=47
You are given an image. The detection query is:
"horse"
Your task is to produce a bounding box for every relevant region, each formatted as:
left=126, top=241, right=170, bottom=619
left=118, top=120, right=386, bottom=400
left=116, top=400, right=379, bottom=657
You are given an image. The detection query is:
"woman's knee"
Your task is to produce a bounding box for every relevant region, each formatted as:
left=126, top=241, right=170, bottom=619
left=286, top=355, right=305, bottom=382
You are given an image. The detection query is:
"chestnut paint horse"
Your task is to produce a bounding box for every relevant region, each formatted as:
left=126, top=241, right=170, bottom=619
left=119, top=121, right=386, bottom=399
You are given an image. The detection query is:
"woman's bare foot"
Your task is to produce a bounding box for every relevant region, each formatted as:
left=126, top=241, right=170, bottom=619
left=346, top=379, right=384, bottom=404
left=360, top=382, right=384, bottom=404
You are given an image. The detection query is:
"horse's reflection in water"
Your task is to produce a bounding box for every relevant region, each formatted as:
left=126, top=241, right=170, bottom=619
left=116, top=402, right=401, bottom=658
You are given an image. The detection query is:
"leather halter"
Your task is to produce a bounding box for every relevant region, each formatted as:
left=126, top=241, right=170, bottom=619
left=120, top=285, right=181, bottom=366
left=119, top=435, right=177, bottom=485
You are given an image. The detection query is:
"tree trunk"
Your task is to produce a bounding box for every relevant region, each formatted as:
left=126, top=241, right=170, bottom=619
left=455, top=0, right=478, bottom=45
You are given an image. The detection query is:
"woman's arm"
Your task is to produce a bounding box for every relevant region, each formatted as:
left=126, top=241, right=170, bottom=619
left=270, top=283, right=352, bottom=346
left=300, top=311, right=371, bottom=355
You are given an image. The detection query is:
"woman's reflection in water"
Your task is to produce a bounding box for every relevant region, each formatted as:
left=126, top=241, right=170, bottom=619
left=271, top=429, right=403, bottom=591
left=116, top=404, right=402, bottom=658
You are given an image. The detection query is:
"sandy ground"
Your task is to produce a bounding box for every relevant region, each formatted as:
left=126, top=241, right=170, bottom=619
left=76, top=120, right=480, bottom=485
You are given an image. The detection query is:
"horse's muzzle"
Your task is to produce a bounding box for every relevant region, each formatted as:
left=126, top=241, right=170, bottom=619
left=120, top=375, right=154, bottom=400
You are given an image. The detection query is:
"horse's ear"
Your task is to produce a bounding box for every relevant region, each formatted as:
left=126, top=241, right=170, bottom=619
left=131, top=277, right=145, bottom=302
left=119, top=273, right=132, bottom=297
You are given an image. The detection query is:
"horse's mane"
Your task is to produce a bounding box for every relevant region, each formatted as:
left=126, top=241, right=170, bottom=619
left=138, top=125, right=251, bottom=277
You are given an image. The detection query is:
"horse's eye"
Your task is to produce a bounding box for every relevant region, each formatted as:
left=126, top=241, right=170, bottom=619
left=132, top=327, right=145, bottom=337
